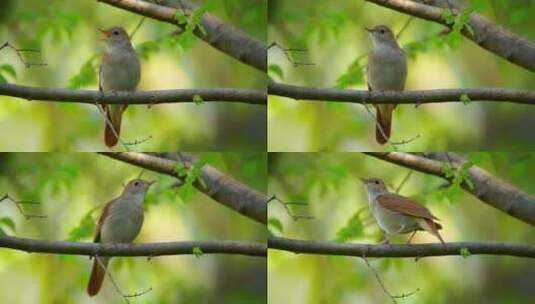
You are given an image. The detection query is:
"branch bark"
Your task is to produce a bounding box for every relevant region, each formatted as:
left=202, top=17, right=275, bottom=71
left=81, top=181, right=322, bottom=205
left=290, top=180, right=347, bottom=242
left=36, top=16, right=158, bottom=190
left=0, top=235, right=266, bottom=257
left=365, top=0, right=535, bottom=71
left=0, top=83, right=266, bottom=105
left=99, top=152, right=267, bottom=225
left=268, top=82, right=535, bottom=105
left=364, top=152, right=535, bottom=226
left=269, top=237, right=535, bottom=258
left=98, top=0, right=266, bottom=72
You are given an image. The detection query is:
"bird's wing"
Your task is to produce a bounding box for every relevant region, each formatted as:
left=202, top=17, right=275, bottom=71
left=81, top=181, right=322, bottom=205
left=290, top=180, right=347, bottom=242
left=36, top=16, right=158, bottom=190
left=93, top=198, right=115, bottom=243
left=376, top=193, right=439, bottom=221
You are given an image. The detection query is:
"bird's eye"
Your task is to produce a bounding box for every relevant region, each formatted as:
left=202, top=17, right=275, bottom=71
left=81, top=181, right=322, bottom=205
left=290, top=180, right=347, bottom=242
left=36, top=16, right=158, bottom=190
left=375, top=180, right=379, bottom=184
left=134, top=181, right=139, bottom=186
left=113, top=30, right=119, bottom=35
left=380, top=29, right=385, bottom=34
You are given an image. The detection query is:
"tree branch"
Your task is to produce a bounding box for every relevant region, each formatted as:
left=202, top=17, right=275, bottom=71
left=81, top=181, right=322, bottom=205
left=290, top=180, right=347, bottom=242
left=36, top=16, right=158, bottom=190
left=0, top=235, right=266, bottom=257
left=269, top=236, right=535, bottom=258
left=268, top=82, right=535, bottom=105
left=365, top=0, right=535, bottom=71
left=99, top=152, right=267, bottom=225
left=98, top=0, right=266, bottom=72
left=0, top=83, right=266, bottom=105
left=364, top=152, right=535, bottom=226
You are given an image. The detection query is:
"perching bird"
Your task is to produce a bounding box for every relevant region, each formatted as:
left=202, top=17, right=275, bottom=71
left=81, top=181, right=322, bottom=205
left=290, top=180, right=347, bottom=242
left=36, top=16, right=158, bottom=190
left=360, top=177, right=445, bottom=245
left=99, top=26, right=140, bottom=147
left=87, top=179, right=154, bottom=296
left=366, top=25, right=407, bottom=144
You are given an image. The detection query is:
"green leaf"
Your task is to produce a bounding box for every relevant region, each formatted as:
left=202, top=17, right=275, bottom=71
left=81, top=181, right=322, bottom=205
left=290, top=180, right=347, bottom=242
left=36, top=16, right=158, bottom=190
left=136, top=40, right=161, bottom=60
left=441, top=9, right=455, bottom=24
left=193, top=94, right=204, bottom=105
left=175, top=161, right=188, bottom=177
left=67, top=207, right=98, bottom=241
left=0, top=64, right=16, bottom=79
left=268, top=64, right=284, bottom=80
left=193, top=246, right=204, bottom=258
left=0, top=74, right=7, bottom=84
left=460, top=247, right=471, bottom=258
left=335, top=54, right=366, bottom=88
left=68, top=56, right=98, bottom=89
left=0, top=217, right=16, bottom=232
left=460, top=94, right=471, bottom=105
left=268, top=217, right=284, bottom=233
left=335, top=209, right=365, bottom=242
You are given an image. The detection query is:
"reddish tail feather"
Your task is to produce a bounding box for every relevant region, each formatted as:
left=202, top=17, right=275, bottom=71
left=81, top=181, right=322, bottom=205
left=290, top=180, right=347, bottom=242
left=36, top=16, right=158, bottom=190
left=375, top=107, right=392, bottom=145
left=87, top=257, right=109, bottom=296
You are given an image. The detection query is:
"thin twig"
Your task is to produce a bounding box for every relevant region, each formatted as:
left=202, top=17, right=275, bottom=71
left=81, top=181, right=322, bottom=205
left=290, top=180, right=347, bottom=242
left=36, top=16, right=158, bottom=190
left=129, top=17, right=147, bottom=39
left=395, top=170, right=413, bottom=194
left=396, top=17, right=414, bottom=39
left=267, top=42, right=315, bottom=67
left=94, top=102, right=131, bottom=151
left=0, top=42, right=46, bottom=68
left=361, top=254, right=419, bottom=304
left=95, top=255, right=152, bottom=303
left=0, top=195, right=47, bottom=220
left=267, top=195, right=314, bottom=221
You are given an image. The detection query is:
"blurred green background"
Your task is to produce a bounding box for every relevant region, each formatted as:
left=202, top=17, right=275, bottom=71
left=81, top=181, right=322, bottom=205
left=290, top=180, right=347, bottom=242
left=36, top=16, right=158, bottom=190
left=0, top=0, right=267, bottom=151
left=268, top=0, right=535, bottom=151
left=268, top=152, right=535, bottom=304
left=0, top=152, right=267, bottom=303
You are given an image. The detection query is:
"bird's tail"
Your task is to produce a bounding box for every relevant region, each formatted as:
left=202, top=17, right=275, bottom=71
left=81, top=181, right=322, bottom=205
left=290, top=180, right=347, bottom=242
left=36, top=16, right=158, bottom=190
left=104, top=106, right=124, bottom=147
left=87, top=257, right=109, bottom=296
left=375, top=106, right=393, bottom=145
left=416, top=218, right=446, bottom=246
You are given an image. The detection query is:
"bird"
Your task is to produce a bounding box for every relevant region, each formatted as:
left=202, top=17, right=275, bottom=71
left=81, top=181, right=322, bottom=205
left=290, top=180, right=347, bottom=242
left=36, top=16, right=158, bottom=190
left=99, top=26, right=141, bottom=147
left=360, top=177, right=445, bottom=245
left=87, top=178, right=154, bottom=296
left=366, top=25, right=407, bottom=145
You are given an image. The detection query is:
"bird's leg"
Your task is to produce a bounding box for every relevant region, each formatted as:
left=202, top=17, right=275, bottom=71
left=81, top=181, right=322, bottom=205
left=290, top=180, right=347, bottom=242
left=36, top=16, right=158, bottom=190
left=379, top=233, right=391, bottom=246
left=406, top=231, right=417, bottom=245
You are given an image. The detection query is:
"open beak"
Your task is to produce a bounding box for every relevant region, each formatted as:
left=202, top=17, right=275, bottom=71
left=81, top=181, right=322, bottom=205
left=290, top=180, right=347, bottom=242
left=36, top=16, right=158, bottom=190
left=98, top=28, right=111, bottom=40
left=365, top=27, right=373, bottom=33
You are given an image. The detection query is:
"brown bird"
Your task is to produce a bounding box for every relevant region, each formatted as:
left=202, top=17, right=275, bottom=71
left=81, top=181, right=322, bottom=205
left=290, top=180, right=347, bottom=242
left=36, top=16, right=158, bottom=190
left=87, top=178, right=154, bottom=296
left=99, top=26, right=141, bottom=147
left=360, top=177, right=445, bottom=245
left=366, top=25, right=407, bottom=144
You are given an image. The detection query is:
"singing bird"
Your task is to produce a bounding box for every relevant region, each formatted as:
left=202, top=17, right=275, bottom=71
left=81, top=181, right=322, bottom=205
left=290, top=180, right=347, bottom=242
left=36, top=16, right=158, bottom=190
left=366, top=25, right=407, bottom=144
left=99, top=26, right=141, bottom=147
left=360, top=177, right=445, bottom=245
left=87, top=179, right=154, bottom=296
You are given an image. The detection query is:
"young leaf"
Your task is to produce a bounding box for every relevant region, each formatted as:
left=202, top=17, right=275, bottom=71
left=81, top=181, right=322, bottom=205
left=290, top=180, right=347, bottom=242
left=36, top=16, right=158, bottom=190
left=193, top=94, right=204, bottom=105
left=193, top=246, right=204, bottom=258
left=460, top=94, right=471, bottom=105
left=268, top=217, right=284, bottom=233
left=268, top=64, right=284, bottom=80
left=460, top=247, right=471, bottom=258
left=0, top=217, right=16, bottom=232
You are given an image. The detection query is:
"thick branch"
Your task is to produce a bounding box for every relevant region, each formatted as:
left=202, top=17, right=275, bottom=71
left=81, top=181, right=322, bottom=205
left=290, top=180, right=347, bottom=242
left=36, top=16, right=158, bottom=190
left=365, top=0, right=535, bottom=71
left=0, top=83, right=266, bottom=105
left=268, top=82, right=535, bottom=105
left=365, top=152, right=535, bottom=226
left=100, top=152, right=267, bottom=224
left=269, top=237, right=535, bottom=258
left=98, top=0, right=266, bottom=71
left=0, top=235, right=266, bottom=257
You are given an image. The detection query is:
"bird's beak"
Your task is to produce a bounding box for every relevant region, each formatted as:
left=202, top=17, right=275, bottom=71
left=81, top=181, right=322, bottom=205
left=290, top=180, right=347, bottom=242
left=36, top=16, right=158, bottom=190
left=365, top=27, right=373, bottom=33
left=148, top=180, right=156, bottom=187
left=359, top=177, right=369, bottom=184
left=98, top=28, right=111, bottom=40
